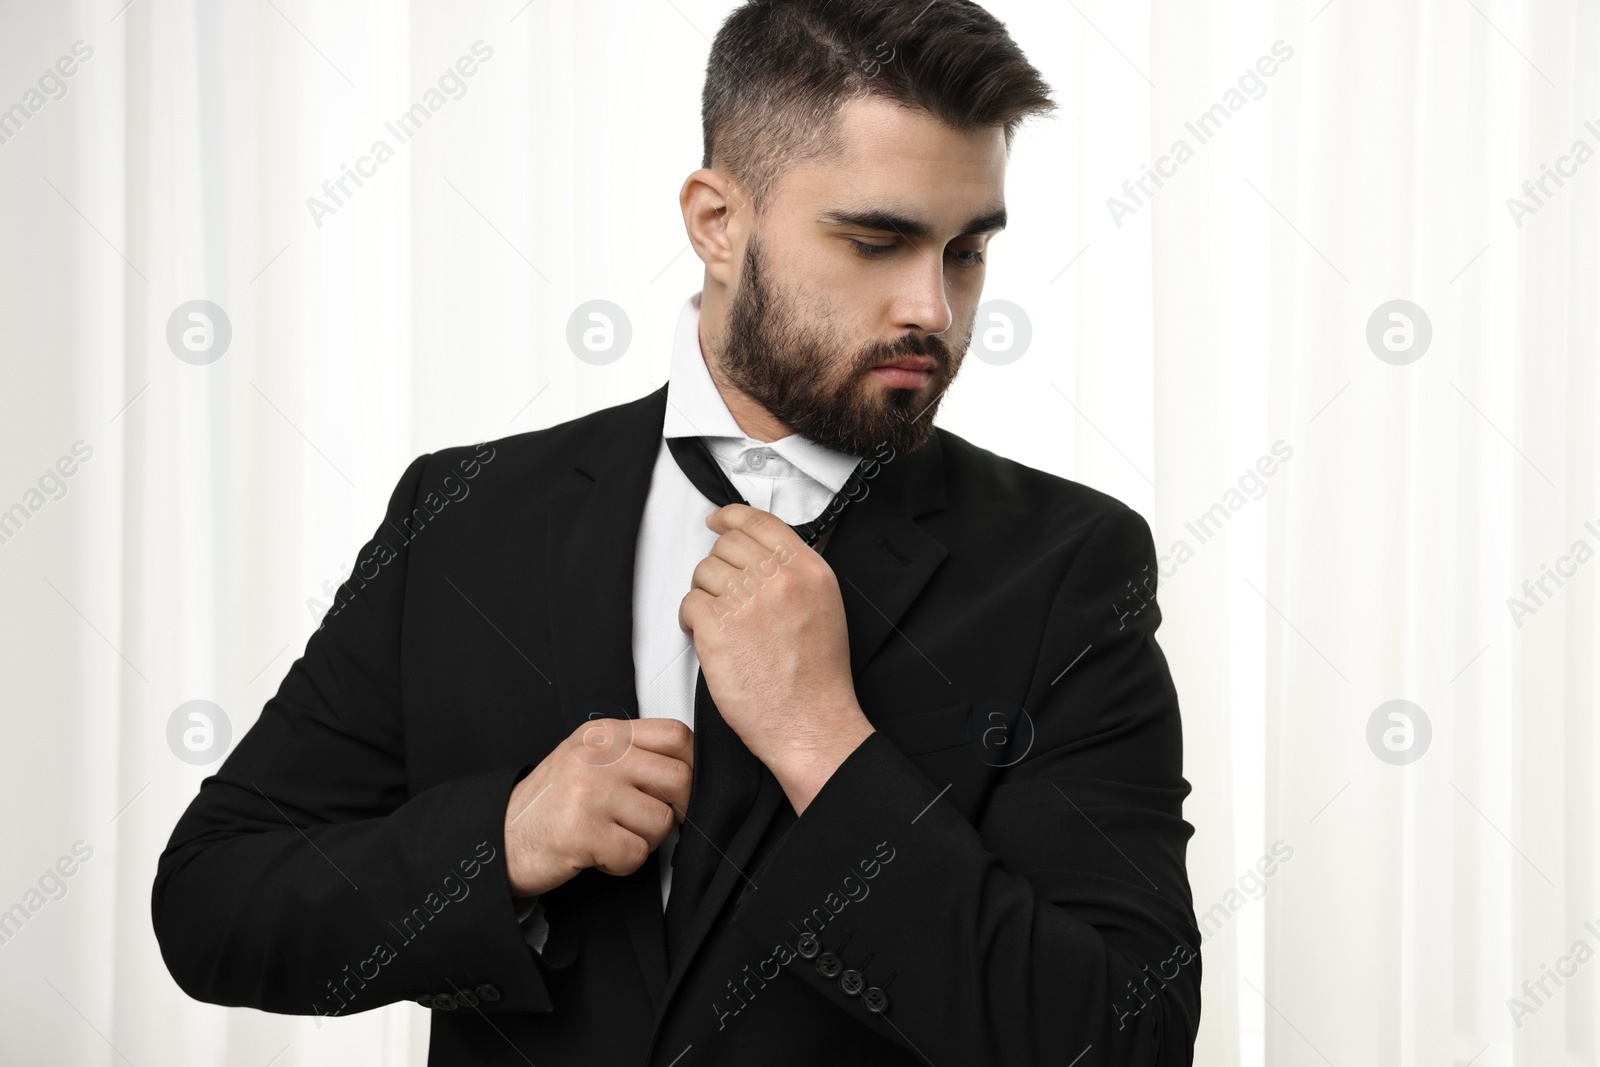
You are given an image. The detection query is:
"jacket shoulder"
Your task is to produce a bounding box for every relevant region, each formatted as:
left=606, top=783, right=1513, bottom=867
left=932, top=425, right=1138, bottom=532
left=418, top=386, right=661, bottom=479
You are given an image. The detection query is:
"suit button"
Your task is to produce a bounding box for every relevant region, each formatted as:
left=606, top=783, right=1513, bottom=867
left=455, top=988, right=480, bottom=1008
left=796, top=933, right=820, bottom=960
left=864, top=987, right=890, bottom=1014
left=814, top=952, right=842, bottom=979
left=475, top=983, right=502, bottom=1003
left=415, top=995, right=434, bottom=1008
left=430, top=994, right=458, bottom=1011
left=839, top=969, right=864, bottom=996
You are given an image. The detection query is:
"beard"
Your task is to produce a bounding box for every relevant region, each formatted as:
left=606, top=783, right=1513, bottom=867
left=711, top=231, right=966, bottom=458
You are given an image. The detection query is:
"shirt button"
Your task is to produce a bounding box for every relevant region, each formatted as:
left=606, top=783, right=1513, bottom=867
left=839, top=969, right=864, bottom=996
left=796, top=933, right=821, bottom=960
left=814, top=952, right=843, bottom=979
left=864, top=986, right=890, bottom=1014
left=745, top=448, right=770, bottom=470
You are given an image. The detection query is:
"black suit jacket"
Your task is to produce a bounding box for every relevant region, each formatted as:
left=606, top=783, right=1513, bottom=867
left=152, top=383, right=1201, bottom=1065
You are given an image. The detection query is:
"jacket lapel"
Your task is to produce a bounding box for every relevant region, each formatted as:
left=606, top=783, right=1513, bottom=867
left=821, top=431, right=950, bottom=672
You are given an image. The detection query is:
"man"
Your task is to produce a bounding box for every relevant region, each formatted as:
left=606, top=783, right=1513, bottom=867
left=152, top=1, right=1201, bottom=1064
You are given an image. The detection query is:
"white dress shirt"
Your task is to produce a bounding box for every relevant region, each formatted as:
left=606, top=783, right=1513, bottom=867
left=516, top=290, right=862, bottom=953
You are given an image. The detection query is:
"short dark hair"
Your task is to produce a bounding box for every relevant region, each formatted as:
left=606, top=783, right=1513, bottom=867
left=701, top=0, right=1057, bottom=214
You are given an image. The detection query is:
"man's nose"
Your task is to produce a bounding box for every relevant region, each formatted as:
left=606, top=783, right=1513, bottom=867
left=893, top=252, right=955, bottom=337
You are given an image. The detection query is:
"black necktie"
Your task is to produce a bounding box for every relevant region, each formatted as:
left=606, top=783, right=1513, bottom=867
left=660, top=435, right=860, bottom=970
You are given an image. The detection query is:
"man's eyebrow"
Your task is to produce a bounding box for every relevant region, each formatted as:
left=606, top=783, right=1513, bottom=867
left=816, top=204, right=1007, bottom=239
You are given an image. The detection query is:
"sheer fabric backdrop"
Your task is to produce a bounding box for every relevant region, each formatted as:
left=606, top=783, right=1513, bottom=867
left=0, top=1, right=1593, bottom=1064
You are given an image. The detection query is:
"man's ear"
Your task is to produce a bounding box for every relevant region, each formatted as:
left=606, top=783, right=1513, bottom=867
left=680, top=167, right=749, bottom=288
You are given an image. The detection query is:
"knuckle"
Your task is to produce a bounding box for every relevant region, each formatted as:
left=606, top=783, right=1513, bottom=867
left=568, top=772, right=593, bottom=803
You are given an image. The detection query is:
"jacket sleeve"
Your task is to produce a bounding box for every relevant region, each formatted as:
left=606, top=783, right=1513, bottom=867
left=731, top=506, right=1201, bottom=1065
left=150, top=452, right=556, bottom=1018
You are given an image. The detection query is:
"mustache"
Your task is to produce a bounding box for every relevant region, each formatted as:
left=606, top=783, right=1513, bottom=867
left=859, top=333, right=952, bottom=373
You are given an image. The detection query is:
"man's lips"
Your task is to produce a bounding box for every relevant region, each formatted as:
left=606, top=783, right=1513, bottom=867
left=876, top=364, right=934, bottom=390
left=872, top=356, right=937, bottom=372
left=869, top=356, right=937, bottom=388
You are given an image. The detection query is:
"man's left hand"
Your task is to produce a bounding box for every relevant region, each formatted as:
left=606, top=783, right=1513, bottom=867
left=678, top=503, right=875, bottom=813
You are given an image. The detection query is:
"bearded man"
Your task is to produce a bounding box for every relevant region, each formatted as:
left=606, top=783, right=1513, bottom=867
left=153, top=2, right=1202, bottom=1064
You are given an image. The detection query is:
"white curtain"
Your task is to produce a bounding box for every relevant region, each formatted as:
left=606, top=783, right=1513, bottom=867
left=1, top=1, right=1594, bottom=1064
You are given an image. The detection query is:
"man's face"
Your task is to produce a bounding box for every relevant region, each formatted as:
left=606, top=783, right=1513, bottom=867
left=712, top=95, right=1008, bottom=457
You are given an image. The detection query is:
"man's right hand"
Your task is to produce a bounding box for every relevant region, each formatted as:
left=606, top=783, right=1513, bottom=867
left=503, top=717, right=695, bottom=898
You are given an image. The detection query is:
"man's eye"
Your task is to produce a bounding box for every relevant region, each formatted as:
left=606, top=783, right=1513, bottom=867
left=848, top=239, right=895, bottom=258
left=847, top=239, right=985, bottom=267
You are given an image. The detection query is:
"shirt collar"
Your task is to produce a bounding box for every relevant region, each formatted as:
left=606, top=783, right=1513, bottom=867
left=662, top=291, right=863, bottom=493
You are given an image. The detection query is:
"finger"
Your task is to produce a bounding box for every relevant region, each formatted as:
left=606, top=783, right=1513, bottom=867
left=591, top=823, right=651, bottom=877
left=703, top=502, right=757, bottom=531
left=628, top=718, right=695, bottom=766
left=689, top=554, right=751, bottom=598
left=706, top=502, right=783, bottom=541
left=707, top=526, right=791, bottom=571
left=565, top=716, right=636, bottom=766
left=613, top=747, right=695, bottom=815
left=608, top=788, right=678, bottom=848
left=677, top=586, right=718, bottom=639
left=711, top=506, right=809, bottom=565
